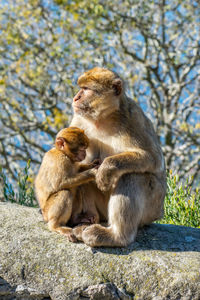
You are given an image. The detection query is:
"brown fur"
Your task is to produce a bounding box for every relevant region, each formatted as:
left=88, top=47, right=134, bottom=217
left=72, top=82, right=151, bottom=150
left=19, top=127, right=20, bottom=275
left=71, top=67, right=166, bottom=247
left=34, top=127, right=99, bottom=242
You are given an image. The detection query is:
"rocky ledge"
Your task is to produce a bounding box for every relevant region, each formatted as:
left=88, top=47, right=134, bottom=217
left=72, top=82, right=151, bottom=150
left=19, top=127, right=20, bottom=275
left=0, top=202, right=200, bottom=300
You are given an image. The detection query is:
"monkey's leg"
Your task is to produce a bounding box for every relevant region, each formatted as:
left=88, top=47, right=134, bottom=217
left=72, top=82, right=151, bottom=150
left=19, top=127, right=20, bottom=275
left=81, top=182, right=109, bottom=222
left=81, top=173, right=165, bottom=247
left=81, top=187, right=100, bottom=224
left=44, top=190, right=77, bottom=242
left=139, top=173, right=166, bottom=226
left=80, top=173, right=149, bottom=247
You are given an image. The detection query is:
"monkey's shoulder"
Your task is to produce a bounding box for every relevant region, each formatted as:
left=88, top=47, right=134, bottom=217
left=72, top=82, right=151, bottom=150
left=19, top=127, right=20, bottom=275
left=126, top=99, right=150, bottom=127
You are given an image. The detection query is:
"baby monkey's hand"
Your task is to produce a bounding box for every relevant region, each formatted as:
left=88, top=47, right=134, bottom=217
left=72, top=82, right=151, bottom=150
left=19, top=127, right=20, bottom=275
left=91, top=159, right=102, bottom=169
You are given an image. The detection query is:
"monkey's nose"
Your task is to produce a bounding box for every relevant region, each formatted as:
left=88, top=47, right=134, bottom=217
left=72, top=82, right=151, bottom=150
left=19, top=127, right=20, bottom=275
left=73, top=96, right=78, bottom=102
left=73, top=92, right=82, bottom=102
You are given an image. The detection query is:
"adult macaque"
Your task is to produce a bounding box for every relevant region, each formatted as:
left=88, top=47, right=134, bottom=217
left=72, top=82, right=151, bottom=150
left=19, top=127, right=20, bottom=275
left=35, top=127, right=99, bottom=242
left=71, top=67, right=166, bottom=247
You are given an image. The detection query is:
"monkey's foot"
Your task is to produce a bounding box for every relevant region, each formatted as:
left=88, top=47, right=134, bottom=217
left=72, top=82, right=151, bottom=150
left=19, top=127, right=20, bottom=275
left=56, top=227, right=78, bottom=243
left=70, top=213, right=98, bottom=227
left=66, top=232, right=78, bottom=243
left=77, top=215, right=95, bottom=225
left=79, top=214, right=99, bottom=225
left=81, top=224, right=124, bottom=247
left=73, top=224, right=90, bottom=241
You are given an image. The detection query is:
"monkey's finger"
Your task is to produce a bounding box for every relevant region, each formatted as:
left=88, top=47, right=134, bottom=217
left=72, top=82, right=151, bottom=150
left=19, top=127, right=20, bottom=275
left=92, top=159, right=101, bottom=165
left=78, top=217, right=93, bottom=224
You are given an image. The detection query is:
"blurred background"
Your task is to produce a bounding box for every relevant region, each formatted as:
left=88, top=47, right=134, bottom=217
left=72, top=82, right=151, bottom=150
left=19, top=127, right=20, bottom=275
left=0, top=0, right=199, bottom=197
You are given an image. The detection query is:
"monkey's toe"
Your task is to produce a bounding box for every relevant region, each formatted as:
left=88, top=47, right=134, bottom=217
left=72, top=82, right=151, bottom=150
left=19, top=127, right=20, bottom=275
left=73, top=224, right=89, bottom=241
left=82, top=224, right=127, bottom=247
left=66, top=233, right=78, bottom=243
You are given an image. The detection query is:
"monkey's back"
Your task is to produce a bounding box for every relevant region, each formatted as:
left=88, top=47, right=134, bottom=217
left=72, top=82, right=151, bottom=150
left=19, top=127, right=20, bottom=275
left=34, top=148, right=77, bottom=209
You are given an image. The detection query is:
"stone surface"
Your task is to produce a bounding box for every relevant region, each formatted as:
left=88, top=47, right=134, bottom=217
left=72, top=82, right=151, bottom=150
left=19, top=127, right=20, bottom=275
left=0, top=202, right=200, bottom=300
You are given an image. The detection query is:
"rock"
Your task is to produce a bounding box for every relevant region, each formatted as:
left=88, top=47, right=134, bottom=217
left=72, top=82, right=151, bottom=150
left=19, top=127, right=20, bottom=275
left=0, top=202, right=200, bottom=300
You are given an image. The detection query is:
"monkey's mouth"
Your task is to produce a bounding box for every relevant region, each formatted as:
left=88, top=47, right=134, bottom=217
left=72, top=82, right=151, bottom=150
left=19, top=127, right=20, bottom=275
left=73, top=103, right=84, bottom=110
left=74, top=155, right=86, bottom=162
left=73, top=103, right=91, bottom=114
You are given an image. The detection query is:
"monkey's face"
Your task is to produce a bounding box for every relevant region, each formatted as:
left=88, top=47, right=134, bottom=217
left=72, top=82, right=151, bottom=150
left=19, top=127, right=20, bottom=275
left=55, top=127, right=89, bottom=162
left=71, top=145, right=87, bottom=162
left=64, top=135, right=88, bottom=162
left=73, top=87, right=95, bottom=115
left=73, top=68, right=123, bottom=120
left=73, top=86, right=120, bottom=120
left=57, top=140, right=87, bottom=163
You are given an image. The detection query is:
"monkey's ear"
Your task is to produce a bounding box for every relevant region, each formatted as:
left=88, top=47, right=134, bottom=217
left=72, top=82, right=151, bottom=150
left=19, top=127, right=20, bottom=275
left=56, top=137, right=65, bottom=150
left=112, top=78, right=122, bottom=96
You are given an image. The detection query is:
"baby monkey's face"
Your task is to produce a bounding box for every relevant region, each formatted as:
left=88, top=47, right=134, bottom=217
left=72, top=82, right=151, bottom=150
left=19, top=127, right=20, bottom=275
left=55, top=127, right=89, bottom=163
left=71, top=145, right=87, bottom=162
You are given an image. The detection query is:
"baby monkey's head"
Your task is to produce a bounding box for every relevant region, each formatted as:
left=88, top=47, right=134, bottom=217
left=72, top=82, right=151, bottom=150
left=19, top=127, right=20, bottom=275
left=55, top=127, right=89, bottom=162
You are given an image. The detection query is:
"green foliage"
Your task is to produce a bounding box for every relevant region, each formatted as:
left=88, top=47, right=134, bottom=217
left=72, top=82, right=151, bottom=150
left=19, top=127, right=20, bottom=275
left=157, top=172, right=200, bottom=228
left=0, top=160, right=37, bottom=207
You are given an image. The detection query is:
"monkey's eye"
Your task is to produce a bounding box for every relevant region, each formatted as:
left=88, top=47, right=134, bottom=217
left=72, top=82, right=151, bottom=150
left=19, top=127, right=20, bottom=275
left=69, top=144, right=79, bottom=153
left=79, top=142, right=86, bottom=147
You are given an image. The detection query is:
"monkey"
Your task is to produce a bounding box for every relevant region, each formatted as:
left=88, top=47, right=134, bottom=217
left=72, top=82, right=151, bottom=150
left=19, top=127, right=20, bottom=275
left=34, top=127, right=99, bottom=242
left=70, top=67, right=167, bottom=247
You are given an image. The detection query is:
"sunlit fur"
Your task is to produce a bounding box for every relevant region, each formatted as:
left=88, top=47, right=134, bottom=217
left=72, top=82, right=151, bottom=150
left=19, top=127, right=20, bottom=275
left=78, top=67, right=123, bottom=92
left=56, top=127, right=89, bottom=147
left=71, top=67, right=166, bottom=247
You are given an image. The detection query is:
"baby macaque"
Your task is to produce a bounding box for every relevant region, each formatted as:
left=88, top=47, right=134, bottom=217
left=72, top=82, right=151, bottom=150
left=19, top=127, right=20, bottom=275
left=34, top=127, right=99, bottom=242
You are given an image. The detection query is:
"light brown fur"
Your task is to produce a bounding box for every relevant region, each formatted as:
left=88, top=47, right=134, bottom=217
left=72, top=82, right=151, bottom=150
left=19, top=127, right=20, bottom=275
left=71, top=67, right=166, bottom=247
left=34, top=127, right=99, bottom=242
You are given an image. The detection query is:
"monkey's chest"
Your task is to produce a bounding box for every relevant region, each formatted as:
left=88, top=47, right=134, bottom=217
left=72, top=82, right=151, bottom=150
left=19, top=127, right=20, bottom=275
left=97, top=136, right=125, bottom=160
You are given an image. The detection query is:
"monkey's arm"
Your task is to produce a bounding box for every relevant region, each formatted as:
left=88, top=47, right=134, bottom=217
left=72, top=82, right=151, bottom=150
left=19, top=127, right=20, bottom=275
left=104, top=150, right=158, bottom=174
left=78, top=163, right=94, bottom=172
left=59, top=168, right=97, bottom=190
left=78, top=159, right=101, bottom=172
left=96, top=150, right=163, bottom=191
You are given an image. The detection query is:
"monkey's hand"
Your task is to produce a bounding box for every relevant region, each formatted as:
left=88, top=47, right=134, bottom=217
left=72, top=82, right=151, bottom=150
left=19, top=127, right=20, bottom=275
left=78, top=160, right=101, bottom=172
left=91, top=159, right=101, bottom=169
left=96, top=162, right=118, bottom=192
left=89, top=168, right=98, bottom=176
